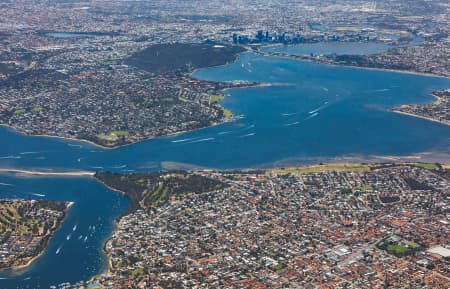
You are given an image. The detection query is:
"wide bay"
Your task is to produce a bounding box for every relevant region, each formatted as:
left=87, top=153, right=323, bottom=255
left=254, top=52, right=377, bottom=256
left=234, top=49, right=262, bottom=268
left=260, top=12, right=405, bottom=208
left=0, top=52, right=449, bottom=287
left=1, top=52, right=449, bottom=171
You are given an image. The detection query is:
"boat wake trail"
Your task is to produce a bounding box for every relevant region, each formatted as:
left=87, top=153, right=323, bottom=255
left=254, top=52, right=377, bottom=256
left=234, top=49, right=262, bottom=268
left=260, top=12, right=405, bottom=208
left=89, top=166, right=104, bottom=170
left=171, top=138, right=197, bottom=143
left=186, top=137, right=215, bottom=144
left=283, top=112, right=319, bottom=127
left=109, top=164, right=127, bottom=169
left=374, top=88, right=390, bottom=93
left=240, top=124, right=255, bottom=131
left=281, top=112, right=299, bottom=117
left=309, top=101, right=329, bottom=114
left=239, top=133, right=256, bottom=138
left=218, top=131, right=233, bottom=135
left=283, top=121, right=300, bottom=127
left=30, top=193, right=46, bottom=197
left=0, top=155, right=21, bottom=159
left=19, top=151, right=40, bottom=155
left=0, top=182, right=13, bottom=186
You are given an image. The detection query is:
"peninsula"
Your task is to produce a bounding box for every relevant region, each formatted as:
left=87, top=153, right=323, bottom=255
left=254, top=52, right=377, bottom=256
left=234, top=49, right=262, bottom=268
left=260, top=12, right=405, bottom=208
left=0, top=199, right=70, bottom=271
left=0, top=43, right=245, bottom=148
left=392, top=90, right=450, bottom=126
left=67, top=163, right=449, bottom=288
left=0, top=168, right=95, bottom=177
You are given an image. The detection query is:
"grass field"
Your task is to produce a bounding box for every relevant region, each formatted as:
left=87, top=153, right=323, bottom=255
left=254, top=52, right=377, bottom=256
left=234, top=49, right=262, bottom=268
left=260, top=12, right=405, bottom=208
left=0, top=203, right=40, bottom=235
left=97, top=130, right=129, bottom=142
left=14, top=109, right=25, bottom=115
left=31, top=107, right=44, bottom=113
left=270, top=163, right=371, bottom=175
left=386, top=241, right=420, bottom=256
left=111, top=130, right=129, bottom=136
left=413, top=163, right=439, bottom=170
left=222, top=108, right=233, bottom=118
left=210, top=94, right=224, bottom=104
left=143, top=183, right=170, bottom=206
left=352, top=185, right=373, bottom=192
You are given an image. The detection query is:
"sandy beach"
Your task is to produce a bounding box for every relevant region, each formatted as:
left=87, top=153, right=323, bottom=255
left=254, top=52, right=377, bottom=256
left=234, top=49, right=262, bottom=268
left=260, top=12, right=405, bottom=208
left=391, top=109, right=450, bottom=127
left=0, top=168, right=95, bottom=176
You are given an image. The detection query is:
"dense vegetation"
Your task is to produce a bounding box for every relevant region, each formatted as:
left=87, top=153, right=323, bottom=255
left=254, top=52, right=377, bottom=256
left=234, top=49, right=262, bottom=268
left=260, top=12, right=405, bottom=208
left=126, top=43, right=245, bottom=75
left=0, top=200, right=66, bottom=235
left=95, top=171, right=228, bottom=215
left=377, top=235, right=422, bottom=257
left=404, top=177, right=434, bottom=191
left=379, top=196, right=400, bottom=203
left=329, top=54, right=415, bottom=71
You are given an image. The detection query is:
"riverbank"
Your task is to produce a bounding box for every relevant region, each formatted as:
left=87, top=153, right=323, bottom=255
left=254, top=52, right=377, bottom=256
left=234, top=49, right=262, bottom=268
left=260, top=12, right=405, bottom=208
left=0, top=200, right=73, bottom=272
left=259, top=152, right=450, bottom=171
left=92, top=176, right=135, bottom=217
left=0, top=124, right=111, bottom=150
left=257, top=50, right=450, bottom=80
left=391, top=109, right=450, bottom=127
left=390, top=91, right=449, bottom=127
left=2, top=48, right=447, bottom=152
left=72, top=162, right=449, bottom=288
left=0, top=98, right=236, bottom=150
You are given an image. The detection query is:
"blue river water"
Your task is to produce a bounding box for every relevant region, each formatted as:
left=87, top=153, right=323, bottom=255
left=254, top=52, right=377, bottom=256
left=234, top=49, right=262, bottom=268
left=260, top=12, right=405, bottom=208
left=45, top=32, right=99, bottom=39
left=0, top=52, right=449, bottom=287
left=0, top=174, right=129, bottom=288
left=261, top=36, right=423, bottom=56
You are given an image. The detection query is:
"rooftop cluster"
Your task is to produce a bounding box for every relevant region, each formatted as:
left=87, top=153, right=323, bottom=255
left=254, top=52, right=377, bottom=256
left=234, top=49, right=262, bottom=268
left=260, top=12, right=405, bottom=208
left=0, top=199, right=68, bottom=270
left=393, top=90, right=450, bottom=126
left=0, top=0, right=449, bottom=146
left=66, top=164, right=449, bottom=288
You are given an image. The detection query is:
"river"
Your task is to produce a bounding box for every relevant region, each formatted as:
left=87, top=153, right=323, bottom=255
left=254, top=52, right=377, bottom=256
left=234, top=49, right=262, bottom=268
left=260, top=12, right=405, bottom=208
left=0, top=51, right=449, bottom=288
left=260, top=36, right=424, bottom=56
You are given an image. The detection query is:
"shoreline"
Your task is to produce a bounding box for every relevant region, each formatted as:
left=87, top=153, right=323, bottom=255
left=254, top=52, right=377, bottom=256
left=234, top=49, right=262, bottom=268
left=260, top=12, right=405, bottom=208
left=1, top=249, right=46, bottom=273
left=0, top=124, right=111, bottom=150
left=88, top=177, right=132, bottom=280
left=0, top=112, right=234, bottom=151
left=256, top=50, right=450, bottom=80
left=255, top=152, right=450, bottom=171
left=84, top=160, right=450, bottom=282
left=391, top=109, right=450, bottom=127
left=2, top=49, right=447, bottom=152
left=0, top=46, right=250, bottom=151
left=0, top=201, right=74, bottom=273
left=267, top=161, right=448, bottom=175
left=0, top=168, right=95, bottom=176
left=0, top=123, right=198, bottom=151
left=390, top=91, right=449, bottom=127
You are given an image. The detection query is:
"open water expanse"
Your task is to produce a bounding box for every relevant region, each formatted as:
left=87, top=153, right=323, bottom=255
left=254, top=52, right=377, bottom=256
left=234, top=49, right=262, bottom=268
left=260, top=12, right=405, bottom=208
left=260, top=36, right=423, bottom=56
left=45, top=32, right=101, bottom=39
left=0, top=52, right=449, bottom=287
